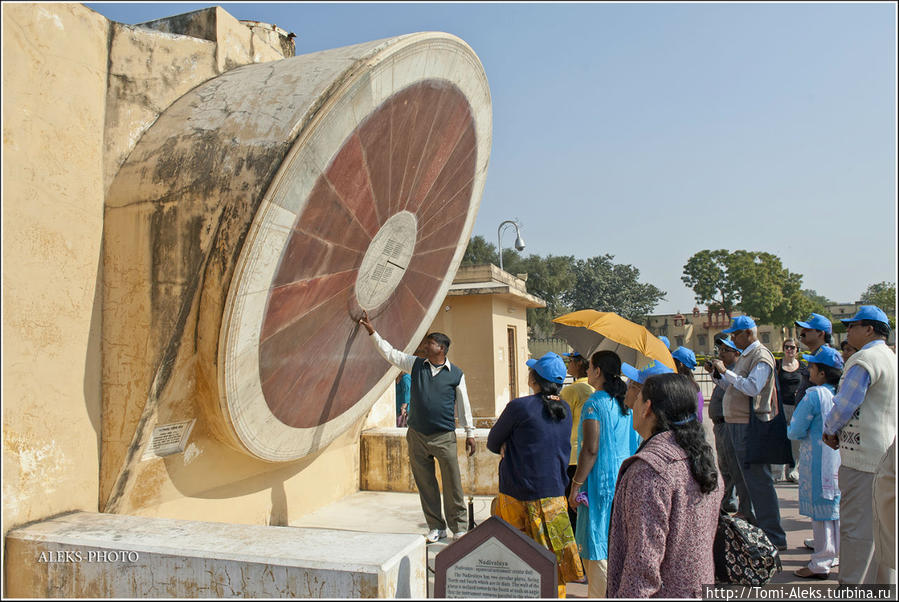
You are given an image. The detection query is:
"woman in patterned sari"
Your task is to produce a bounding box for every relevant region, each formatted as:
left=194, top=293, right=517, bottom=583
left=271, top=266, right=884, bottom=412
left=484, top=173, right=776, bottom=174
left=487, top=352, right=584, bottom=598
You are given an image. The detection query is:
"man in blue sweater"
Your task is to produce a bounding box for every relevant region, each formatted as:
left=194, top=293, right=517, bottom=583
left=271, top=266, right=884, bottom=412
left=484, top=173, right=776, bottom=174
left=358, top=311, right=476, bottom=543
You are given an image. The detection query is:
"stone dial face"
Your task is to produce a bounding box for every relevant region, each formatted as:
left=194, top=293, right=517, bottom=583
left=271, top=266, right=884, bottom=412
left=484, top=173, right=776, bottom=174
left=259, top=81, right=476, bottom=429
left=218, top=34, right=491, bottom=462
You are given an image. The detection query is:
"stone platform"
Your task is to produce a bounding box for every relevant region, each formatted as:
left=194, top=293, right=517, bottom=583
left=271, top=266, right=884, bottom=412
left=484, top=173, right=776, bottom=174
left=4, top=512, right=425, bottom=598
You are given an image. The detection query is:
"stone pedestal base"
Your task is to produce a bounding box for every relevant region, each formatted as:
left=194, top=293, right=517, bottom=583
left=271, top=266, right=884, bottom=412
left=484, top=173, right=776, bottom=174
left=4, top=512, right=425, bottom=598
left=360, top=427, right=499, bottom=495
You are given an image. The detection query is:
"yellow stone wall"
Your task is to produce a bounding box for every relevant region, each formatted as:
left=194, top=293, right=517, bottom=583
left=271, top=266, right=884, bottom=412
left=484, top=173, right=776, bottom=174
left=429, top=295, right=497, bottom=417
left=2, top=3, right=387, bottom=538
left=2, top=2, right=110, bottom=537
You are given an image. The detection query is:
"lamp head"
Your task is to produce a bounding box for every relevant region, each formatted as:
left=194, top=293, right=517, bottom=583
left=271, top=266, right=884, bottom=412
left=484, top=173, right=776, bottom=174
left=514, top=235, right=525, bottom=251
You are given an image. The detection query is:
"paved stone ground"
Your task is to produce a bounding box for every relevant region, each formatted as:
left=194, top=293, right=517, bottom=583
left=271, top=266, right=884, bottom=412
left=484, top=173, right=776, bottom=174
left=293, top=478, right=832, bottom=597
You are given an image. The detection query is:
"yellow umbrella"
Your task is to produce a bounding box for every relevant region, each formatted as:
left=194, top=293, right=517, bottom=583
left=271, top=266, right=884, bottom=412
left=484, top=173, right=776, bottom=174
left=552, top=309, right=676, bottom=371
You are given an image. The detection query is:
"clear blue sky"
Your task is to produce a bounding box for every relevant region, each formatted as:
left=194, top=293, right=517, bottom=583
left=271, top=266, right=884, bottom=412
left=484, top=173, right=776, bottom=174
left=86, top=2, right=897, bottom=315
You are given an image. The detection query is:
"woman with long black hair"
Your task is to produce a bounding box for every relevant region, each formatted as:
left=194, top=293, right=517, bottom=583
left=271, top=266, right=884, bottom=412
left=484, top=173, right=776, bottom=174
left=606, top=373, right=722, bottom=598
left=487, top=352, right=584, bottom=598
left=566, top=349, right=635, bottom=598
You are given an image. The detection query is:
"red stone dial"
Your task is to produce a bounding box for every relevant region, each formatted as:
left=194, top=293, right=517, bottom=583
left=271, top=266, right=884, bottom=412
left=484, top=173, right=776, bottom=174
left=258, top=80, right=476, bottom=428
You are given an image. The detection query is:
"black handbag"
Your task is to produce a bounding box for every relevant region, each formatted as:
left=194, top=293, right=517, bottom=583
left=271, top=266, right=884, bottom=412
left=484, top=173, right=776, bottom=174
left=713, top=510, right=782, bottom=584
left=743, top=386, right=794, bottom=467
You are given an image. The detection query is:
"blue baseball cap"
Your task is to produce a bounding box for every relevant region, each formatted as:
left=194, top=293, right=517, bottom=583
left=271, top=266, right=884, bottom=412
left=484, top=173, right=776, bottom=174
left=802, top=346, right=844, bottom=369
left=621, top=361, right=674, bottom=384
left=840, top=305, right=891, bottom=327
left=671, top=347, right=697, bottom=370
left=717, top=337, right=742, bottom=353
left=795, top=313, right=832, bottom=334
left=658, top=336, right=671, bottom=350
left=526, top=352, right=567, bottom=384
left=723, top=315, right=757, bottom=333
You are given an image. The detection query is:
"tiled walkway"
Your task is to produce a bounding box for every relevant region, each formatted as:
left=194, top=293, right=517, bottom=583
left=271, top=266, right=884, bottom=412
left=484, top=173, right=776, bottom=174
left=293, top=477, right=834, bottom=597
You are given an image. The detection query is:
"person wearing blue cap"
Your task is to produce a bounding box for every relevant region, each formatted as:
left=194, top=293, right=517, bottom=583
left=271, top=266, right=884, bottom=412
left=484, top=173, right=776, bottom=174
left=567, top=350, right=633, bottom=598
left=711, top=314, right=788, bottom=550
left=706, top=334, right=750, bottom=516
left=671, top=346, right=704, bottom=424
left=822, top=305, right=897, bottom=585
left=787, top=347, right=843, bottom=579
left=659, top=336, right=671, bottom=350
left=793, top=313, right=834, bottom=430
left=488, top=352, right=584, bottom=596
left=796, top=313, right=833, bottom=354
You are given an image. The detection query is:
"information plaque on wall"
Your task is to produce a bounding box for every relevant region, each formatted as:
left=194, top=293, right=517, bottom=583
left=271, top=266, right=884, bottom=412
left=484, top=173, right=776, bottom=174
left=141, top=419, right=195, bottom=460
left=434, top=516, right=557, bottom=598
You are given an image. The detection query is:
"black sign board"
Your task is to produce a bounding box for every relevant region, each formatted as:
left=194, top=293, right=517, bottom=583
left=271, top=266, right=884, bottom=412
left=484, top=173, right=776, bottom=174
left=434, top=516, right=557, bottom=598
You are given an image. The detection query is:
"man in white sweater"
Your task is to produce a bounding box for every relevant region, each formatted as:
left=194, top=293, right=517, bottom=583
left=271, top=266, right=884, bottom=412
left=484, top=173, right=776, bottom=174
left=823, top=305, right=897, bottom=585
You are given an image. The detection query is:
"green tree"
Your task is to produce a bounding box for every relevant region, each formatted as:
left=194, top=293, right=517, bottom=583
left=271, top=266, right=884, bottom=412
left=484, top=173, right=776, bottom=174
left=459, top=237, right=668, bottom=335
left=859, top=281, right=897, bottom=313
left=682, top=249, right=815, bottom=327
left=518, top=254, right=577, bottom=337
left=801, top=289, right=833, bottom=314
left=461, top=235, right=498, bottom=266
left=566, top=255, right=666, bottom=322
left=681, top=249, right=740, bottom=315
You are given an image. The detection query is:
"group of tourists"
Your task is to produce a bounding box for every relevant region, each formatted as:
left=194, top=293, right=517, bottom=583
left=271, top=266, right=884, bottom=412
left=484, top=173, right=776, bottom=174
left=357, top=303, right=896, bottom=597
left=709, top=307, right=897, bottom=586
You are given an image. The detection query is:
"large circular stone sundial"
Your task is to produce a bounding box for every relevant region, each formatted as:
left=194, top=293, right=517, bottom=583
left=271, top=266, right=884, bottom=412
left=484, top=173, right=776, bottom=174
left=105, top=32, right=490, bottom=464
left=213, top=34, right=491, bottom=461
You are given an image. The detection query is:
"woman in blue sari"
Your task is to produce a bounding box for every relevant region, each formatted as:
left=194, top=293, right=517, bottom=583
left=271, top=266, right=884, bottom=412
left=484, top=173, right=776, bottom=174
left=567, top=350, right=635, bottom=598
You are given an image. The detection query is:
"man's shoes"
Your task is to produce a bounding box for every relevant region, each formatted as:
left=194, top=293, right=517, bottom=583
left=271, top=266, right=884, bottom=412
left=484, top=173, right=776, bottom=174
left=804, top=538, right=815, bottom=550
left=793, top=567, right=829, bottom=580
left=453, top=530, right=467, bottom=541
left=775, top=543, right=788, bottom=551
left=787, top=471, right=799, bottom=483
left=425, top=529, right=447, bottom=543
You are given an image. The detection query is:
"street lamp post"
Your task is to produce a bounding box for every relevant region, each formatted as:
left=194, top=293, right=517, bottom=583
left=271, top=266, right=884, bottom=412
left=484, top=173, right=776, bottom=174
left=497, top=220, right=525, bottom=272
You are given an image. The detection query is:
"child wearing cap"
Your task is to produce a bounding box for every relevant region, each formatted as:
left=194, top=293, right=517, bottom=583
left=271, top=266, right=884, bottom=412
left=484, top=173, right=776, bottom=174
left=787, top=346, right=843, bottom=579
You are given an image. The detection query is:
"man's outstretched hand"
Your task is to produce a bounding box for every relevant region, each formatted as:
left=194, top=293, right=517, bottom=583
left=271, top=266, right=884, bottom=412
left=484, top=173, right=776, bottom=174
left=357, top=310, right=375, bottom=335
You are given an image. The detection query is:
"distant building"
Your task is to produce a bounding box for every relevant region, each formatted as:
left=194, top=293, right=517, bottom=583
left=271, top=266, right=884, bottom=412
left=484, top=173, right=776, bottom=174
left=645, top=302, right=895, bottom=356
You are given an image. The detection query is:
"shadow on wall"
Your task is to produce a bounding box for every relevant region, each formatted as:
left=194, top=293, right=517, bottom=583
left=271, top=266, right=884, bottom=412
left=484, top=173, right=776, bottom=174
left=84, top=248, right=103, bottom=501
left=396, top=555, right=411, bottom=598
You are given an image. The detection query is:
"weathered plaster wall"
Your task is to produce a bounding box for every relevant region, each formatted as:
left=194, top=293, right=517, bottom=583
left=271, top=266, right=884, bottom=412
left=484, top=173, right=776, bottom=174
left=103, top=6, right=288, bottom=193
left=2, top=3, right=377, bottom=536
left=1, top=2, right=109, bottom=536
